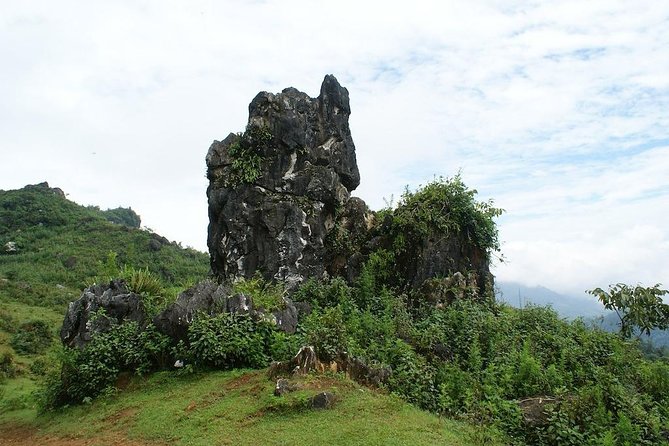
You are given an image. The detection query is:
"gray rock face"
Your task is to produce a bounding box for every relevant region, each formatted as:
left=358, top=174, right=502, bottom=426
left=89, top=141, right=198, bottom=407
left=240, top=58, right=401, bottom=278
left=153, top=280, right=305, bottom=341
left=206, top=75, right=361, bottom=289
left=60, top=280, right=146, bottom=348
left=310, top=391, right=336, bottom=409
left=153, top=279, right=230, bottom=342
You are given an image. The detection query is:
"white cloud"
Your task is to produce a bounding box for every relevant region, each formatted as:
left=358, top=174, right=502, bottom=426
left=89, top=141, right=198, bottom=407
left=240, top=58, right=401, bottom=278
left=1, top=0, right=667, bottom=294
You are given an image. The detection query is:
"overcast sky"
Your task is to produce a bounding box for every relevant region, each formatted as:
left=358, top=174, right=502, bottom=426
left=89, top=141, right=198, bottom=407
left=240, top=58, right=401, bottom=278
left=2, top=0, right=668, bottom=297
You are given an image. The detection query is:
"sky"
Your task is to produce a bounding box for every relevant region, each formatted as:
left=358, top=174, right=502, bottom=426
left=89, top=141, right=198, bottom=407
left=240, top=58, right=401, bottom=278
left=1, top=0, right=668, bottom=297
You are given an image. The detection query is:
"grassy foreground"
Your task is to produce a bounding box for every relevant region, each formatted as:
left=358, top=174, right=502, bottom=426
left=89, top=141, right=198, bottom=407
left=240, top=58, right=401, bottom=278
left=0, top=369, right=504, bottom=446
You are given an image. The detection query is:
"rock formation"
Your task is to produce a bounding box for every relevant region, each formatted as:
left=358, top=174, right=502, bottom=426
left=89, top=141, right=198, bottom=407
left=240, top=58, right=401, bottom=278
left=206, top=75, right=369, bottom=289
left=60, top=280, right=147, bottom=348
left=206, top=75, right=493, bottom=299
left=153, top=279, right=305, bottom=341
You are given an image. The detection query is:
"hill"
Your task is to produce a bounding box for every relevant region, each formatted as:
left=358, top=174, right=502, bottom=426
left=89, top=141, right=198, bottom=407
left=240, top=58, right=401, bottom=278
left=0, top=182, right=505, bottom=445
left=0, top=182, right=209, bottom=310
left=0, top=182, right=210, bottom=414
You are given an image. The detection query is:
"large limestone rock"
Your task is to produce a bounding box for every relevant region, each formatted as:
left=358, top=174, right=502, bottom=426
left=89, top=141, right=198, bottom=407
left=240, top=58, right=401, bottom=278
left=206, top=75, right=494, bottom=299
left=206, top=75, right=363, bottom=288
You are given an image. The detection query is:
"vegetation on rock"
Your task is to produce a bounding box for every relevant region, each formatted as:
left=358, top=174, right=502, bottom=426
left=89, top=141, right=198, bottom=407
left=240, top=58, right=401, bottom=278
left=224, top=124, right=273, bottom=187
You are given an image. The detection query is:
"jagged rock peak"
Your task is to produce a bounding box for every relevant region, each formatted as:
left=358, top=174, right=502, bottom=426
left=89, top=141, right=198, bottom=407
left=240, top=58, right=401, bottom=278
left=206, top=75, right=369, bottom=287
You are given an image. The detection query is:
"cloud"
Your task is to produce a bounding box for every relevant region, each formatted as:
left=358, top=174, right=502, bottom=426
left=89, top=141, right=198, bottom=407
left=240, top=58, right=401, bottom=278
left=1, top=0, right=667, bottom=295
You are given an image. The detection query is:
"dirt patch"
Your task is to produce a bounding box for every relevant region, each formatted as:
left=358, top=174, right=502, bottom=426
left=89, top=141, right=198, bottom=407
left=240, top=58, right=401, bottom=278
left=104, top=407, right=139, bottom=425
left=0, top=425, right=166, bottom=446
left=0, top=423, right=168, bottom=446
left=223, top=372, right=258, bottom=390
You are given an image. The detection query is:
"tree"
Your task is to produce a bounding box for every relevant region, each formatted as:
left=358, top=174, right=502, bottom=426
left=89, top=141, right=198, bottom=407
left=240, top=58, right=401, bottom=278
left=588, top=283, right=669, bottom=339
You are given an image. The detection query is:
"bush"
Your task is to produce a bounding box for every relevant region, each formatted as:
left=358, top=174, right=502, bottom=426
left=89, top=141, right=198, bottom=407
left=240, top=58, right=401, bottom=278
left=0, top=351, right=18, bottom=380
left=10, top=320, right=52, bottom=355
left=302, top=306, right=349, bottom=362
left=391, top=174, right=503, bottom=255
left=187, top=312, right=272, bottom=369
left=37, top=321, right=170, bottom=410
left=292, top=277, right=352, bottom=310
left=232, top=273, right=285, bottom=311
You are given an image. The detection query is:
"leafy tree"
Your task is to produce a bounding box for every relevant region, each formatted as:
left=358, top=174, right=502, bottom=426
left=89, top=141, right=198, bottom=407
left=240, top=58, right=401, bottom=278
left=588, top=283, right=669, bottom=338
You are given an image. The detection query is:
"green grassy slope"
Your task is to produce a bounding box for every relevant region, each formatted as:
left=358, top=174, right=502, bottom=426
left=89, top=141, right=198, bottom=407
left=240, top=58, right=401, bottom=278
left=1, top=369, right=504, bottom=446
left=0, top=183, right=209, bottom=312
left=0, top=183, right=210, bottom=413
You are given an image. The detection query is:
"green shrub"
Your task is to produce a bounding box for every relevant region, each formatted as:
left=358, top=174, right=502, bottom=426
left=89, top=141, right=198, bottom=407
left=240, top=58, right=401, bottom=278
left=10, top=320, right=53, bottom=355
left=187, top=312, right=271, bottom=369
left=391, top=174, right=503, bottom=255
left=267, top=330, right=302, bottom=362
left=293, top=277, right=352, bottom=310
left=0, top=351, right=17, bottom=380
left=29, top=357, right=50, bottom=376
left=384, top=339, right=437, bottom=411
left=100, top=207, right=141, bottom=228
left=232, top=273, right=285, bottom=311
left=37, top=321, right=170, bottom=410
left=223, top=125, right=272, bottom=186
left=0, top=308, right=16, bottom=333
left=303, top=306, right=349, bottom=362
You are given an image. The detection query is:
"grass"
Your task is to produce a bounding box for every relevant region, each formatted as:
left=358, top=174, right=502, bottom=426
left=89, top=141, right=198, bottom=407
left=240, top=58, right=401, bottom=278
left=1, top=369, right=506, bottom=446
left=0, top=183, right=211, bottom=432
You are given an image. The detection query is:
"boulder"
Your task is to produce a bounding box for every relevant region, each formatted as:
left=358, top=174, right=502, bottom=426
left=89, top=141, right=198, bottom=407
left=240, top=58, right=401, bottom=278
left=153, top=279, right=230, bottom=342
left=60, top=279, right=146, bottom=349
left=153, top=280, right=305, bottom=341
left=274, top=378, right=300, bottom=396
left=310, top=392, right=336, bottom=409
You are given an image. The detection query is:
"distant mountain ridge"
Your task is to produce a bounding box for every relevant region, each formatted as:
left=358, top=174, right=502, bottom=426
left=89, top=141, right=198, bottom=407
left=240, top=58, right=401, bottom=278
left=497, top=281, right=669, bottom=349
left=496, top=281, right=604, bottom=319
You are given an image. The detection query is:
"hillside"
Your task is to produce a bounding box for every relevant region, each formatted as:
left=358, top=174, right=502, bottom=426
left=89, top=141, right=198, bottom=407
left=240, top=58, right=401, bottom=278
left=1, top=369, right=504, bottom=446
left=0, top=182, right=505, bottom=445
left=0, top=182, right=210, bottom=416
left=0, top=182, right=209, bottom=311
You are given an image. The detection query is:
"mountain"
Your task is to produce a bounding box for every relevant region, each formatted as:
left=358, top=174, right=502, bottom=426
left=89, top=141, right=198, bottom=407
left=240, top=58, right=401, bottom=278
left=496, top=281, right=604, bottom=319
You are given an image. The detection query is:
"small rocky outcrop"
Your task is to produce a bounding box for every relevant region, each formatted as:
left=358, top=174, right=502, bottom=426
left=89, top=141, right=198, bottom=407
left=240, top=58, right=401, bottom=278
left=206, top=75, right=365, bottom=289
left=60, top=280, right=147, bottom=349
left=274, top=378, right=301, bottom=396
left=24, top=181, right=65, bottom=198
left=310, top=392, right=336, bottom=409
left=3, top=241, right=18, bottom=254
left=153, top=280, right=306, bottom=342
left=268, top=346, right=390, bottom=388
left=153, top=279, right=230, bottom=342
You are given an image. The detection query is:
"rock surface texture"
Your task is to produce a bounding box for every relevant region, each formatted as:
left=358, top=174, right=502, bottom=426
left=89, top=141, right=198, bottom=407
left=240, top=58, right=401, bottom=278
left=153, top=279, right=306, bottom=341
left=60, top=280, right=147, bottom=348
left=206, top=75, right=366, bottom=289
